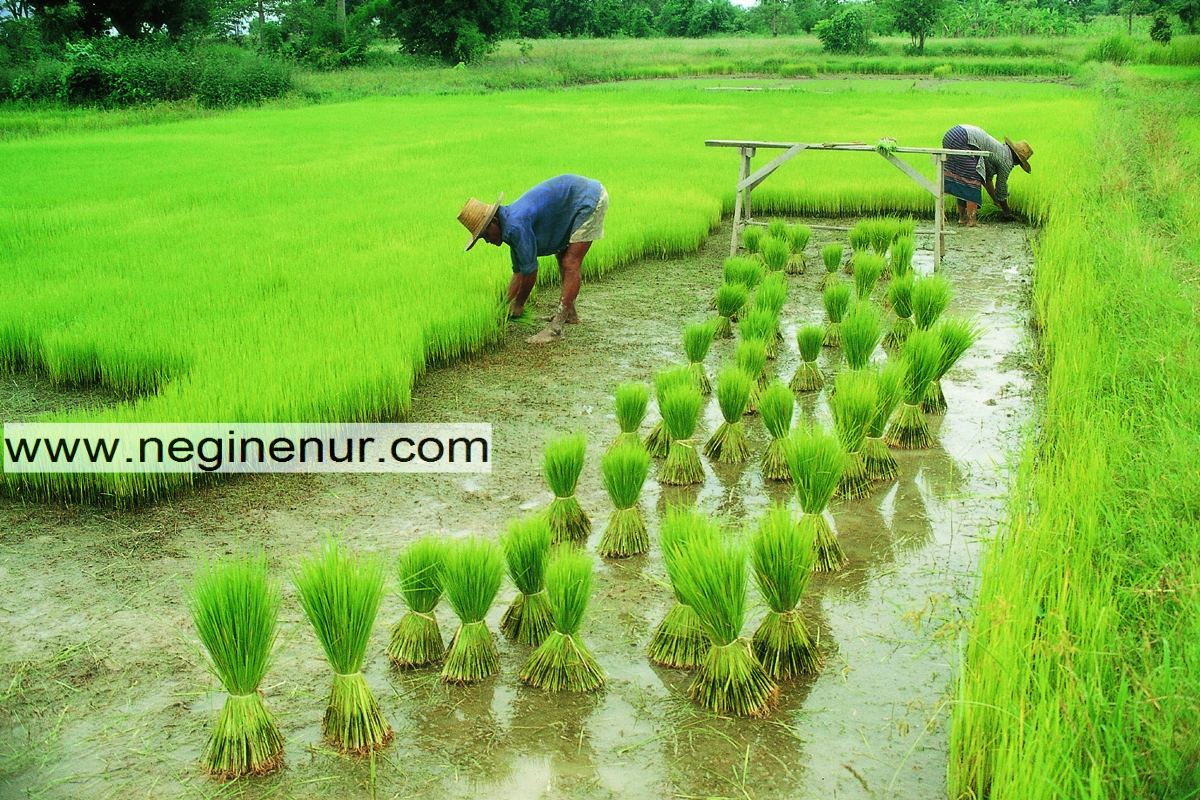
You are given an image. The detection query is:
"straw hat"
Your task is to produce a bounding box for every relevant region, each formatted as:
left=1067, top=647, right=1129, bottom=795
left=458, top=192, right=503, bottom=251
left=1005, top=137, right=1033, bottom=173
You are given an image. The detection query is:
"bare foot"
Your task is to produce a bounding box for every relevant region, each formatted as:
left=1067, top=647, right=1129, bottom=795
left=527, top=323, right=564, bottom=344
left=540, top=307, right=580, bottom=324
left=508, top=305, right=525, bottom=320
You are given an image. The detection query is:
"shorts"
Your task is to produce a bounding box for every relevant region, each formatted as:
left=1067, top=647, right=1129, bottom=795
left=569, top=187, right=608, bottom=243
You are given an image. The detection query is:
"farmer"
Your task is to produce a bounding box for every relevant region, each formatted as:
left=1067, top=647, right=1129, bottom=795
left=458, top=174, right=608, bottom=345
left=941, top=125, right=1033, bottom=227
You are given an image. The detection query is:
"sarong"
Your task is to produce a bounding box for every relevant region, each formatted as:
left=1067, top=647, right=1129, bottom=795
left=942, top=125, right=983, bottom=206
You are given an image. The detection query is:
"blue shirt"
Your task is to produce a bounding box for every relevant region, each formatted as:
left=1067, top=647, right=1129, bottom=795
left=496, top=175, right=603, bottom=275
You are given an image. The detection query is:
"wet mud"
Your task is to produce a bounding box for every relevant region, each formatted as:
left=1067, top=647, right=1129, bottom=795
left=0, top=218, right=1035, bottom=799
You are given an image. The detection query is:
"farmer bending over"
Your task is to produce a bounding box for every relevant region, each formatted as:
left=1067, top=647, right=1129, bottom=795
left=941, top=125, right=1032, bottom=227
left=458, top=174, right=608, bottom=345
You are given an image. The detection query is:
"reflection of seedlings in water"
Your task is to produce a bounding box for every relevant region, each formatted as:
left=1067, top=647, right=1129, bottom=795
left=824, top=491, right=895, bottom=599
left=888, top=468, right=936, bottom=555
left=916, top=445, right=970, bottom=501
left=655, top=482, right=701, bottom=517
left=507, top=687, right=602, bottom=783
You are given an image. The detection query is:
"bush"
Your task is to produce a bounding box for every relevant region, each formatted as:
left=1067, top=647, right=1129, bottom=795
left=931, top=63, right=953, bottom=78
left=814, top=5, right=872, bottom=54
left=1150, top=10, right=1172, bottom=45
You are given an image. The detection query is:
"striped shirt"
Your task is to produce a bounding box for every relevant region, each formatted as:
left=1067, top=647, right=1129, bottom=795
left=962, top=125, right=1015, bottom=203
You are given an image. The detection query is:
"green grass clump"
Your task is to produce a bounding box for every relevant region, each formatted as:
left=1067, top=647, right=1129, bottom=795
left=760, top=236, right=790, bottom=272
left=611, top=381, right=650, bottom=451
left=912, top=274, right=953, bottom=331
left=753, top=272, right=788, bottom=318
left=542, top=432, right=590, bottom=545
left=649, top=507, right=718, bottom=669
left=294, top=537, right=392, bottom=754
left=848, top=221, right=871, bottom=259
left=786, top=421, right=846, bottom=572
left=863, top=360, right=906, bottom=482
left=713, top=281, right=749, bottom=339
left=441, top=536, right=505, bottom=684
left=853, top=253, right=886, bottom=301
left=758, top=380, right=795, bottom=482
left=704, top=365, right=753, bottom=464
left=886, top=329, right=943, bottom=449
left=751, top=504, right=821, bottom=680
left=742, top=225, right=764, bottom=255
left=598, top=442, right=651, bottom=558
left=924, top=317, right=983, bottom=415
left=519, top=548, right=605, bottom=692
left=723, top=256, right=764, bottom=291
left=188, top=552, right=284, bottom=778
left=500, top=516, right=554, bottom=646
left=890, top=235, right=915, bottom=279
left=883, top=273, right=915, bottom=349
left=767, top=219, right=789, bottom=240
left=645, top=365, right=692, bottom=458
left=739, top=306, right=779, bottom=359
left=787, top=224, right=812, bottom=274
left=840, top=301, right=883, bottom=371
left=658, top=383, right=705, bottom=486
left=387, top=537, right=447, bottom=669
left=820, top=242, right=845, bottom=289
left=823, top=282, right=853, bottom=347
left=683, top=321, right=715, bottom=394
left=735, top=338, right=768, bottom=414
left=868, top=217, right=901, bottom=258
left=790, top=324, right=825, bottom=394
left=832, top=369, right=878, bottom=500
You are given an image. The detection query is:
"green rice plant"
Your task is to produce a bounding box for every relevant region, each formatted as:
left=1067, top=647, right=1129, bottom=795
left=886, top=329, right=943, bottom=449
left=735, top=338, right=768, bottom=415
left=722, top=256, right=764, bottom=291
left=658, top=383, right=705, bottom=486
left=863, top=360, right=906, bottom=482
left=683, top=321, right=715, bottom=394
left=500, top=516, right=554, bottom=646
left=294, top=537, right=392, bottom=754
left=822, top=282, right=853, bottom=348
left=786, top=421, right=847, bottom=572
left=820, top=242, right=844, bottom=289
left=649, top=506, right=718, bottom=669
left=767, top=219, right=789, bottom=240
left=704, top=365, right=753, bottom=464
left=597, top=442, right=651, bottom=558
left=739, top=306, right=779, bottom=360
left=188, top=552, right=284, bottom=778
left=890, top=235, right=915, bottom=279
left=645, top=365, right=692, bottom=458
left=713, top=281, right=749, bottom=339
left=831, top=369, right=878, bottom=500
left=869, top=217, right=901, bottom=257
left=848, top=221, right=871, bottom=260
left=542, top=432, right=590, bottom=545
left=760, top=236, right=790, bottom=273
left=924, top=316, right=983, bottom=415
left=741, top=225, right=764, bottom=255
left=852, top=253, right=886, bottom=301
left=750, top=504, right=820, bottom=680
left=839, top=301, right=882, bottom=371
left=789, top=324, right=825, bottom=394
left=787, top=224, right=812, bottom=274
left=883, top=273, right=915, bottom=349
left=896, top=216, right=915, bottom=239
left=440, top=536, right=505, bottom=684
left=611, top=381, right=650, bottom=451
left=519, top=547, right=605, bottom=692
left=671, top=528, right=778, bottom=717
left=912, top=274, right=953, bottom=331
left=387, top=537, right=447, bottom=669
left=753, top=272, right=788, bottom=318
left=758, top=380, right=795, bottom=482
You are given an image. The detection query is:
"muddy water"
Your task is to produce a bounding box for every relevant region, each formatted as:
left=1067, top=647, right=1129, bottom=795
left=0, top=220, right=1033, bottom=799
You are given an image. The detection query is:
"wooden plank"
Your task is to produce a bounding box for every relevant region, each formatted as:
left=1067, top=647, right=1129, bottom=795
left=881, top=152, right=937, bottom=196
left=736, top=143, right=806, bottom=192
left=934, top=155, right=945, bottom=272
left=706, top=140, right=991, bottom=158
left=730, top=147, right=751, bottom=256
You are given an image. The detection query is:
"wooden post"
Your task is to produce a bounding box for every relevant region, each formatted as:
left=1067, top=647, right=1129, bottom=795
left=730, top=146, right=754, bottom=256
left=934, top=154, right=945, bottom=272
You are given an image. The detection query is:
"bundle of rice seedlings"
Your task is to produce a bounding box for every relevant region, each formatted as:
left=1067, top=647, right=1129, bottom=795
left=739, top=306, right=779, bottom=359
left=848, top=221, right=871, bottom=259
left=542, top=432, right=590, bottom=545
left=723, top=256, right=764, bottom=291
left=787, top=224, right=812, bottom=274
left=750, top=504, right=820, bottom=680
left=658, top=383, right=705, bottom=486
left=760, top=237, right=790, bottom=273
left=704, top=365, right=753, bottom=464
left=645, top=365, right=692, bottom=458
left=735, top=338, right=768, bottom=414
left=500, top=516, right=554, bottom=646
left=785, top=422, right=847, bottom=572
left=863, top=360, right=906, bottom=482
left=294, top=538, right=392, bottom=754
left=831, top=369, right=878, bottom=500
left=819, top=243, right=844, bottom=289
left=822, top=283, right=852, bottom=348
left=789, top=324, right=825, bottom=394
left=890, top=235, right=915, bottom=279
left=387, top=537, right=447, bottom=669
left=519, top=548, right=605, bottom=692
left=441, top=536, right=505, bottom=684
left=671, top=529, right=778, bottom=717
left=912, top=274, right=953, bottom=331
left=767, top=218, right=789, bottom=240
left=883, top=274, right=915, bottom=349
left=758, top=380, right=795, bottom=482
left=753, top=272, right=788, bottom=318
left=188, top=553, right=284, bottom=777
left=742, top=225, right=764, bottom=255
left=869, top=218, right=901, bottom=257
left=853, top=253, right=885, bottom=301
left=611, top=381, right=650, bottom=451
left=923, top=317, right=983, bottom=415
left=840, top=301, right=883, bottom=371
left=597, top=442, right=651, bottom=557
left=683, top=321, right=715, bottom=394
left=897, top=216, right=916, bottom=241
left=886, top=330, right=944, bottom=449
left=649, top=506, right=718, bottom=669
left=713, top=281, right=749, bottom=339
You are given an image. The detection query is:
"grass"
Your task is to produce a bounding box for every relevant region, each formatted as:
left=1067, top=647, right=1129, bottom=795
left=738, top=306, right=779, bottom=360
left=883, top=273, right=915, bottom=350
left=863, top=360, right=905, bottom=482
left=852, top=253, right=886, bottom=300
left=704, top=365, right=753, bottom=464
left=387, top=536, right=447, bottom=669
left=541, top=432, right=590, bottom=545
left=735, top=339, right=768, bottom=415
left=839, top=301, right=883, bottom=371
left=722, top=256, right=764, bottom=290
left=911, top=273, right=953, bottom=331
left=645, top=364, right=691, bottom=458
left=500, top=515, right=554, bottom=646
left=923, top=316, right=983, bottom=415
left=713, top=281, right=750, bottom=339
left=440, top=535, right=504, bottom=685
left=822, top=282, right=853, bottom=348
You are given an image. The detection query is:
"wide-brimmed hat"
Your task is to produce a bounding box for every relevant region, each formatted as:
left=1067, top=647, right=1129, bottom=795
left=1005, top=137, right=1033, bottom=173
left=458, top=192, right=503, bottom=251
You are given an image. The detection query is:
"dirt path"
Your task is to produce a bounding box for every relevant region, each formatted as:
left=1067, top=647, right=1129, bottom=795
left=0, top=219, right=1034, bottom=800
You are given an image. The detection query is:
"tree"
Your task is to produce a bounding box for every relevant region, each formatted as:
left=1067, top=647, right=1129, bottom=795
left=1176, top=0, right=1199, bottom=32
left=758, top=0, right=783, bottom=35
left=887, top=0, right=941, bottom=52
left=547, top=0, right=592, bottom=36
left=813, top=2, right=870, bottom=53
left=1149, top=5, right=1172, bottom=39
left=379, top=0, right=516, bottom=62
left=77, top=0, right=212, bottom=38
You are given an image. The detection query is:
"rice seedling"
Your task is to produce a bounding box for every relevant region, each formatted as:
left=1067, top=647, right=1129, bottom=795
left=869, top=217, right=901, bottom=257
left=863, top=360, right=906, bottom=482
left=912, top=274, right=953, bottom=331
left=785, top=421, right=847, bottom=572
left=441, top=536, right=505, bottom=684
left=683, top=321, right=715, bottom=394
left=853, top=253, right=886, bottom=301
left=787, top=224, right=812, bottom=274
left=611, top=381, right=650, bottom=451
left=188, top=552, right=284, bottom=778
left=819, top=243, right=844, bottom=289
left=704, top=365, right=753, bottom=464
left=789, top=324, right=825, bottom=394
left=739, top=306, right=780, bottom=359
left=886, top=330, right=943, bottom=449
left=735, top=338, right=768, bottom=415
left=713, top=281, right=749, bottom=339
left=645, top=365, right=692, bottom=458
left=883, top=273, right=915, bottom=349
left=387, top=537, right=447, bottom=669
left=542, top=432, right=591, bottom=545
left=758, top=380, right=795, bottom=482
left=840, top=301, right=883, bottom=371
left=924, top=316, right=983, bottom=415
left=760, top=237, right=790, bottom=273
left=848, top=221, right=871, bottom=261
left=500, top=516, right=554, bottom=646
left=831, top=370, right=878, bottom=500
left=750, top=504, right=821, bottom=680
left=649, top=506, right=718, bottom=669
left=822, top=282, right=853, bottom=348
left=767, top=219, right=789, bottom=240
left=671, top=528, right=778, bottom=717
left=519, top=547, right=605, bottom=692
left=722, top=256, right=764, bottom=291
left=742, top=225, right=764, bottom=255
left=753, top=272, right=788, bottom=319
left=597, top=442, right=651, bottom=558
left=658, top=383, right=705, bottom=486
left=897, top=216, right=916, bottom=241
left=294, top=537, right=392, bottom=754
left=890, top=235, right=915, bottom=279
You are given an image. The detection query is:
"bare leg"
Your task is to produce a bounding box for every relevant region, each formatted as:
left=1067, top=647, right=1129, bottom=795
left=966, top=202, right=985, bottom=228
left=543, top=252, right=579, bottom=323
left=529, top=241, right=591, bottom=344
left=507, top=272, right=537, bottom=318
left=957, top=198, right=968, bottom=225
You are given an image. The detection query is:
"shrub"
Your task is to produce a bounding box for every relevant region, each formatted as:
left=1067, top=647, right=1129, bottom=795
left=1150, top=10, right=1172, bottom=45
left=931, top=64, right=953, bottom=78
left=814, top=5, right=871, bottom=55
left=1085, top=34, right=1138, bottom=65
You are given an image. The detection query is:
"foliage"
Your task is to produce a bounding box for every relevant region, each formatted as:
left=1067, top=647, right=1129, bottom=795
left=887, top=0, right=942, bottom=51
left=814, top=4, right=871, bottom=54
left=1150, top=9, right=1173, bottom=43
left=378, top=0, right=517, bottom=64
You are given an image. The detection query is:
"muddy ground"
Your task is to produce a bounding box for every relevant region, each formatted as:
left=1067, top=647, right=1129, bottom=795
left=0, top=219, right=1034, bottom=800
